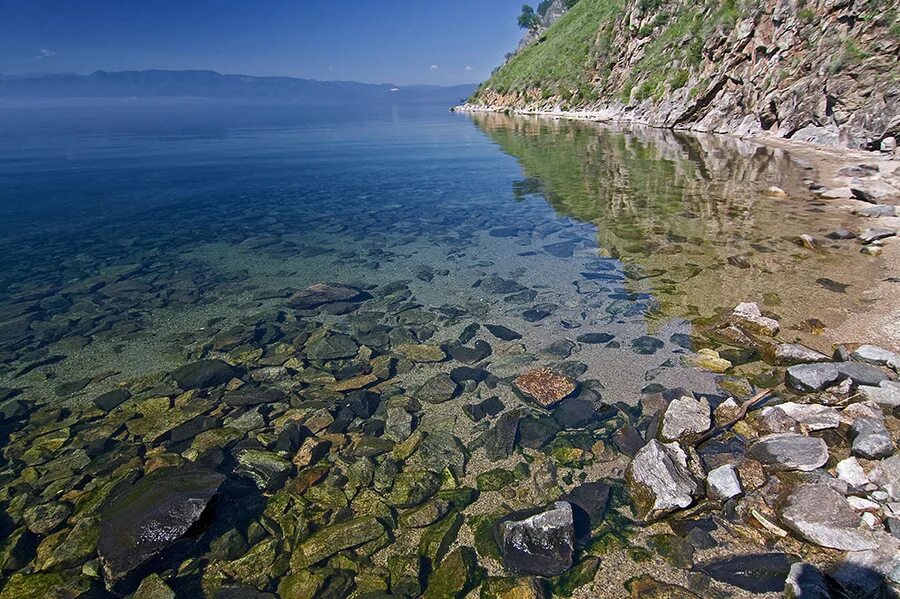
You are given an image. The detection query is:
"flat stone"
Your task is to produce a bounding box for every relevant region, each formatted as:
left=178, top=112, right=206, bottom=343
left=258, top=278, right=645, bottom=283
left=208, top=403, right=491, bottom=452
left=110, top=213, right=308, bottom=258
left=387, top=471, right=442, bottom=508
left=857, top=381, right=900, bottom=407
left=730, top=302, right=779, bottom=336
left=697, top=553, right=794, bottom=594
left=97, top=465, right=225, bottom=584
left=234, top=449, right=292, bottom=491
left=395, top=344, right=446, bottom=363
left=786, top=362, right=888, bottom=392
left=836, top=457, right=870, bottom=488
left=778, top=484, right=878, bottom=551
left=513, top=368, right=576, bottom=408
left=287, top=283, right=364, bottom=309
left=870, top=454, right=900, bottom=501
left=748, top=433, right=828, bottom=471
left=416, top=373, right=459, bottom=404
left=93, top=389, right=131, bottom=412
left=484, top=324, right=522, bottom=341
left=290, top=516, right=384, bottom=568
left=496, top=502, right=574, bottom=577
left=561, top=481, right=610, bottom=531
left=706, top=464, right=742, bottom=500
left=766, top=402, right=840, bottom=431
left=853, top=204, right=897, bottom=217
left=171, top=359, right=237, bottom=390
left=761, top=343, right=830, bottom=366
left=852, top=344, right=899, bottom=366
left=660, top=396, right=710, bottom=442
left=305, top=333, right=358, bottom=361
left=626, top=440, right=700, bottom=521
left=422, top=546, right=481, bottom=599
left=858, top=228, right=896, bottom=244
left=851, top=418, right=894, bottom=460
left=836, top=362, right=890, bottom=386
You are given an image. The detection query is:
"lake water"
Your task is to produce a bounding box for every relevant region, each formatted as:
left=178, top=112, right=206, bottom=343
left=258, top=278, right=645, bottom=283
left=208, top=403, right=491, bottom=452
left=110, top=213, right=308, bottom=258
left=0, top=102, right=889, bottom=597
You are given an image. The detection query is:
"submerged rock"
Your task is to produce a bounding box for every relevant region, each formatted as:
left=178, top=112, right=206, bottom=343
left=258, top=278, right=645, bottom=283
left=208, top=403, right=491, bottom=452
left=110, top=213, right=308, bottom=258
left=626, top=440, right=700, bottom=521
left=234, top=449, right=292, bottom=491
left=171, top=359, right=237, bottom=390
left=423, top=546, right=482, bottom=599
left=97, top=465, right=225, bottom=585
left=730, top=302, right=779, bottom=336
left=778, top=484, right=878, bottom=551
left=748, top=433, right=828, bottom=471
left=659, top=396, right=710, bottom=442
left=417, top=373, right=459, bottom=404
left=784, top=562, right=832, bottom=599
left=290, top=516, right=385, bottom=568
left=513, top=368, right=576, bottom=408
left=287, top=283, right=364, bottom=309
left=697, top=553, right=794, bottom=594
left=496, top=502, right=574, bottom=577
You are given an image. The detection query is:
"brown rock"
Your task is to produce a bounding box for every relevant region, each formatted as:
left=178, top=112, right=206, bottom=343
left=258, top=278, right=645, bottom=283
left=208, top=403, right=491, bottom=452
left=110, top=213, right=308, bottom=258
left=513, top=368, right=576, bottom=408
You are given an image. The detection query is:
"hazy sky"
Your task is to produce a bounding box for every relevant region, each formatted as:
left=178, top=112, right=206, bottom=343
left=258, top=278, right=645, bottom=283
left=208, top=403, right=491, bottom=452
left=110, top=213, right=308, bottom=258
left=0, top=0, right=527, bottom=85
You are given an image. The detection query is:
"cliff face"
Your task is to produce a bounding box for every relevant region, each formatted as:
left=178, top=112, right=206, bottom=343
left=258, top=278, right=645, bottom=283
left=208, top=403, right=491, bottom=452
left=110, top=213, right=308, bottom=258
left=468, top=0, right=900, bottom=149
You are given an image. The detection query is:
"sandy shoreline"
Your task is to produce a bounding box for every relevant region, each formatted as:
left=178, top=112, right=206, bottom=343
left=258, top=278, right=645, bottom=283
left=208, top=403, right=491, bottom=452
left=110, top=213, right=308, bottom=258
left=454, top=104, right=900, bottom=351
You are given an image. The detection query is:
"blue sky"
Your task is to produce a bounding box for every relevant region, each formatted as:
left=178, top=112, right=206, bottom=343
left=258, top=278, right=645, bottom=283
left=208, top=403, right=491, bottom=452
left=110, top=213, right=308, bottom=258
left=0, top=0, right=527, bottom=85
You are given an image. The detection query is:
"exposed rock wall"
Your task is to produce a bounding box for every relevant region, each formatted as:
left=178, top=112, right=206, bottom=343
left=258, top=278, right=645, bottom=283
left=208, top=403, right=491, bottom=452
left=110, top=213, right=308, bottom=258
left=468, top=0, right=900, bottom=149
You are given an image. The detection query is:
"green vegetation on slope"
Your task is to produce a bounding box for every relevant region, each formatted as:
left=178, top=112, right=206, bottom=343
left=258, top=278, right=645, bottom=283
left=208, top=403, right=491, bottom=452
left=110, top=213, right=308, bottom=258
left=477, top=0, right=626, bottom=103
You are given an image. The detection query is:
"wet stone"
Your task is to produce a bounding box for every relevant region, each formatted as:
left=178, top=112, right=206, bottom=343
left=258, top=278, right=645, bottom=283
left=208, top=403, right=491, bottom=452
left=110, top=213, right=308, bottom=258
left=484, top=324, right=522, bottom=341
left=448, top=340, right=492, bottom=364
left=462, top=396, right=504, bottom=422
left=23, top=502, right=71, bottom=535
left=748, top=433, right=828, bottom=471
left=631, top=336, right=664, bottom=355
left=234, top=449, right=292, bottom=491
left=778, top=484, right=877, bottom=551
left=287, top=283, right=365, bottom=309
left=171, top=359, right=237, bottom=390
left=93, top=388, right=131, bottom=412
left=576, top=332, right=614, bottom=345
left=97, top=465, right=225, bottom=584
left=418, top=432, right=468, bottom=477
left=513, top=368, right=576, bottom=408
left=696, top=553, right=794, bottom=594
left=784, top=562, right=832, bottom=599
left=626, top=440, right=700, bottom=522
left=483, top=411, right=520, bottom=461
left=730, top=302, right=780, bottom=336
left=417, top=373, right=459, bottom=404
left=423, top=546, right=482, bottom=599
left=305, top=333, right=358, bottom=361
left=545, top=339, right=575, bottom=358
left=387, top=471, right=442, bottom=508
left=223, top=386, right=288, bottom=407
left=290, top=516, right=385, bottom=569
left=496, top=502, right=574, bottom=577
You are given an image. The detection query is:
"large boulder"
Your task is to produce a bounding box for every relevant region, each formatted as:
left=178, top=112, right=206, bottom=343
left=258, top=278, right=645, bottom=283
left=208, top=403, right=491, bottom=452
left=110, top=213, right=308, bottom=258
left=626, top=440, right=700, bottom=521
left=97, top=465, right=225, bottom=585
left=778, top=484, right=878, bottom=551
left=496, top=502, right=575, bottom=577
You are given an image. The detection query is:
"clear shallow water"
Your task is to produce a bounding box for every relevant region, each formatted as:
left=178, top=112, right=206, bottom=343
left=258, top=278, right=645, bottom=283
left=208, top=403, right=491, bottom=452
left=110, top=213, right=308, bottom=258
left=0, top=102, right=889, bottom=597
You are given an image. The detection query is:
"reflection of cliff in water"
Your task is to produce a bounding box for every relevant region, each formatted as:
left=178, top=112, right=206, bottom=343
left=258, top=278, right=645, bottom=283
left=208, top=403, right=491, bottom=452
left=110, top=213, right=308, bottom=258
left=471, top=112, right=887, bottom=349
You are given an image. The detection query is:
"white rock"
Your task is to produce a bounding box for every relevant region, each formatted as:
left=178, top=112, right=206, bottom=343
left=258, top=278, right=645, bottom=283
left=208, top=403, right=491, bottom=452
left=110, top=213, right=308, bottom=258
left=625, top=440, right=700, bottom=521
left=857, top=380, right=900, bottom=408
left=771, top=402, right=840, bottom=431
left=731, top=302, right=780, bottom=335
left=660, top=396, right=711, bottom=442
left=861, top=512, right=880, bottom=529
left=836, top=457, right=870, bottom=488
left=778, top=484, right=878, bottom=551
left=706, top=464, right=742, bottom=500
left=846, top=496, right=880, bottom=512
left=851, top=344, right=900, bottom=366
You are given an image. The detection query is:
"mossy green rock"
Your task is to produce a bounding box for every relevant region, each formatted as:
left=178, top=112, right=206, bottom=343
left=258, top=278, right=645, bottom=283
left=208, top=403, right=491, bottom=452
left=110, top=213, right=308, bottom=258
left=388, top=554, right=422, bottom=597
left=0, top=571, right=90, bottom=599
left=423, top=546, right=482, bottom=599
left=234, top=449, right=292, bottom=491
left=480, top=576, right=547, bottom=599
left=290, top=516, right=385, bottom=569
left=550, top=556, right=600, bottom=597
left=277, top=569, right=326, bottom=599
left=419, top=510, right=463, bottom=565
left=43, top=516, right=99, bottom=570
left=387, top=470, right=442, bottom=508
left=222, top=538, right=286, bottom=590
left=399, top=498, right=451, bottom=528
left=133, top=574, right=175, bottom=599
left=476, top=468, right=516, bottom=492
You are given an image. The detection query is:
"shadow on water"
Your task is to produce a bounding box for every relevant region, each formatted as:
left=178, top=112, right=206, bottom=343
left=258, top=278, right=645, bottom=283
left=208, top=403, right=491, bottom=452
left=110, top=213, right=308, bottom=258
left=469, top=112, right=890, bottom=351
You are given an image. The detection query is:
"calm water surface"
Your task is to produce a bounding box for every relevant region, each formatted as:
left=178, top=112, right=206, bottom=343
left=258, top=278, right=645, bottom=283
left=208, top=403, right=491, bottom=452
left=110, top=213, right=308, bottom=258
left=0, top=102, right=887, bottom=597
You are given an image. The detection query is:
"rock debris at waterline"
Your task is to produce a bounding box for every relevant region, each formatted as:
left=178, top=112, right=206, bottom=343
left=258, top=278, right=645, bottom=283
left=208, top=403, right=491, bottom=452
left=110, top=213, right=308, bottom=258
left=1, top=275, right=900, bottom=598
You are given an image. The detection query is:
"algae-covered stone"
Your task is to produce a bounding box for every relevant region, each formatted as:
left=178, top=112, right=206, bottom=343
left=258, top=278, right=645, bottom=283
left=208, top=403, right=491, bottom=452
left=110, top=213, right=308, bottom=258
left=24, top=502, right=71, bottom=536
left=419, top=510, right=464, bottom=565
left=389, top=554, right=423, bottom=597
left=387, top=470, right=442, bottom=508
left=171, top=359, right=237, bottom=390
left=290, top=516, right=385, bottom=569
left=399, top=498, right=451, bottom=528
left=480, top=576, right=547, bottom=599
left=277, top=570, right=325, bottom=599
left=623, top=575, right=698, bottom=598
left=0, top=571, right=90, bottom=599
left=234, top=449, right=292, bottom=491
left=396, top=343, right=446, bottom=363
left=417, top=373, right=459, bottom=404
left=477, top=468, right=516, bottom=492
left=221, top=538, right=285, bottom=590
left=423, top=546, right=482, bottom=599
left=133, top=574, right=175, bottom=599
left=44, top=516, right=99, bottom=570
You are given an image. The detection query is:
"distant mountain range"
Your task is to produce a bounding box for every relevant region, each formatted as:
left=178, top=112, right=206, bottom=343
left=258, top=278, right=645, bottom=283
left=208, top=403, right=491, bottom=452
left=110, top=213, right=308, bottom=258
left=0, top=70, right=476, bottom=104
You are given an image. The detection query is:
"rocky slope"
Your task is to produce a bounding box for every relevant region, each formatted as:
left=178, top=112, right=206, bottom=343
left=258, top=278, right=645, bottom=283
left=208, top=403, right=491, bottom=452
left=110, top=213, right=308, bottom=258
left=465, top=0, right=900, bottom=149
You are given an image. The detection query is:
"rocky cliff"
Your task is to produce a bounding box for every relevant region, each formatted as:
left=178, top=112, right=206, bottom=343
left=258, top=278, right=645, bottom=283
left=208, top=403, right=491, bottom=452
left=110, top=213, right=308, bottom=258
left=466, top=0, right=900, bottom=149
